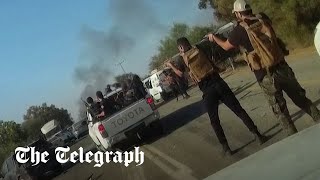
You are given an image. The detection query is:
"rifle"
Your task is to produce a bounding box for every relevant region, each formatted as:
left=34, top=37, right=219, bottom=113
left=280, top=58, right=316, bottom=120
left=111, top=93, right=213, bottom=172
left=81, top=98, right=95, bottom=123
left=200, top=21, right=236, bottom=44
left=81, top=98, right=90, bottom=109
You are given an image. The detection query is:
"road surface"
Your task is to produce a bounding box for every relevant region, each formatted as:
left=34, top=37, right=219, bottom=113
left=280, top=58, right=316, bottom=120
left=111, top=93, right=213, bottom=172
left=54, top=49, right=320, bottom=180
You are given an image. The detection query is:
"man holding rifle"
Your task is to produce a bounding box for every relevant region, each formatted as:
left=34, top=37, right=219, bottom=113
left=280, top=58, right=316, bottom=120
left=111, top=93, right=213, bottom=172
left=166, top=36, right=267, bottom=156
left=206, top=0, right=320, bottom=136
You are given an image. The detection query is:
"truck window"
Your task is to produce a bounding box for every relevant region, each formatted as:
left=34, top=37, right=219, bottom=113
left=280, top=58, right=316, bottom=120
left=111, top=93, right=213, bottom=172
left=145, top=80, right=152, bottom=89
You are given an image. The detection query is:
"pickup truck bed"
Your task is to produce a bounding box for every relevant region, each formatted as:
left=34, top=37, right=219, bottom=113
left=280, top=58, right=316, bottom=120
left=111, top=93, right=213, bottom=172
left=88, top=97, right=160, bottom=151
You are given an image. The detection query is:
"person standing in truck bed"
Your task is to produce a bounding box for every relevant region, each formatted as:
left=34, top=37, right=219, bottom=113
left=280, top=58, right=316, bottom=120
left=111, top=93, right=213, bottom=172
left=86, top=97, right=102, bottom=120
left=96, top=91, right=117, bottom=118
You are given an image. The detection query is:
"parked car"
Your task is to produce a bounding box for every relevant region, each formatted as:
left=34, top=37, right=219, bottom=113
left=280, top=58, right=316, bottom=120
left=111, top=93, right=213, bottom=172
left=40, top=120, right=65, bottom=147
left=72, top=120, right=89, bottom=139
left=59, top=128, right=77, bottom=146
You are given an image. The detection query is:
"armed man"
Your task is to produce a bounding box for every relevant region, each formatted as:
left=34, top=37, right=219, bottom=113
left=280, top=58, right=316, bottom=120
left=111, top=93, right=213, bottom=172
left=96, top=91, right=117, bottom=118
left=167, top=36, right=268, bottom=155
left=206, top=0, right=320, bottom=136
left=85, top=97, right=103, bottom=120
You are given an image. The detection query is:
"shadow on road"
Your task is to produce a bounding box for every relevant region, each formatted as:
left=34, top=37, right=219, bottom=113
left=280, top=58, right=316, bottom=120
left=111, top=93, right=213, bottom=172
left=137, top=80, right=259, bottom=147
left=54, top=145, right=97, bottom=178
left=114, top=80, right=261, bottom=153
left=232, top=139, right=256, bottom=154
left=291, top=98, right=320, bottom=122
left=232, top=81, right=257, bottom=96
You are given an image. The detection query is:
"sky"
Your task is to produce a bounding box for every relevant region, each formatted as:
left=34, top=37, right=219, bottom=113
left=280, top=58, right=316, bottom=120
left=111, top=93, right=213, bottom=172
left=0, top=0, right=214, bottom=122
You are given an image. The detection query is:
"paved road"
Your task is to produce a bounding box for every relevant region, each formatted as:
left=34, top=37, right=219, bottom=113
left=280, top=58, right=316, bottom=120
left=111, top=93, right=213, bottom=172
left=54, top=50, right=320, bottom=180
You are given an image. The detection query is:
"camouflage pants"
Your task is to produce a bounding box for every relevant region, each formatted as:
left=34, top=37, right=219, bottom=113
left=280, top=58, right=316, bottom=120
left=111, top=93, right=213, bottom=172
left=258, top=62, right=320, bottom=135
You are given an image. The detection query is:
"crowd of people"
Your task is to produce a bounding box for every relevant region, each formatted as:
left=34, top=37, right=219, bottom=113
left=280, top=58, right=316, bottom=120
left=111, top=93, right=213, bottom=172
left=85, top=74, right=148, bottom=121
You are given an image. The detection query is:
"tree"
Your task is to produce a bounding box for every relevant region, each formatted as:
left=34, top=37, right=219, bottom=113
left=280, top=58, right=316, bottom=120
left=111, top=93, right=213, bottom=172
left=22, top=103, right=73, bottom=139
left=0, top=120, right=27, bottom=166
left=198, top=0, right=320, bottom=47
left=198, top=0, right=234, bottom=21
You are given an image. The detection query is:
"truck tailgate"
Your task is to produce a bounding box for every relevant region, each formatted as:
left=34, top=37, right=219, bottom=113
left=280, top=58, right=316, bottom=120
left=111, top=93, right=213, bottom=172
left=102, top=99, right=153, bottom=137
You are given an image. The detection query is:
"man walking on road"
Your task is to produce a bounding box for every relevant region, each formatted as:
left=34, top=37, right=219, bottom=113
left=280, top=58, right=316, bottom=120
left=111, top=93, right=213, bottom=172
left=206, top=0, right=320, bottom=136
left=167, top=37, right=267, bottom=155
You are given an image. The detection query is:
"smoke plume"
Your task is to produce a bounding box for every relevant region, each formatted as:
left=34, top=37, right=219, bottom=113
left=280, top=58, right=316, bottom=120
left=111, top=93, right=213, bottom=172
left=74, top=0, right=166, bottom=119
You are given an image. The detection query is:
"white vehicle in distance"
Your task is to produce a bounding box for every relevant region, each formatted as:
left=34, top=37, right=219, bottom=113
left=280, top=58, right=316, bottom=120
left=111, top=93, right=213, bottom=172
left=72, top=119, right=89, bottom=139
left=41, top=119, right=70, bottom=147
left=143, top=68, right=173, bottom=102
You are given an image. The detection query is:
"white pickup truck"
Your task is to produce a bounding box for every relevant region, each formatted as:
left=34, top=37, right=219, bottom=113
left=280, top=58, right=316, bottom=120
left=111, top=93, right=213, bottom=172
left=87, top=88, right=161, bottom=151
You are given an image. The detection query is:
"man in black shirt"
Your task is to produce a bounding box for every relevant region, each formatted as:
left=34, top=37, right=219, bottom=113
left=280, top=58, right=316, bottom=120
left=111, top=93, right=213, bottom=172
left=206, top=0, right=320, bottom=136
left=96, top=91, right=117, bottom=118
left=86, top=97, right=102, bottom=120
left=167, top=37, right=267, bottom=155
left=131, top=74, right=148, bottom=99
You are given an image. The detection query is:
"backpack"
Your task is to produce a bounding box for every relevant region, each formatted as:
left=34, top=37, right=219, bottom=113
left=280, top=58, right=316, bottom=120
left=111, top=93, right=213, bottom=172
left=181, top=46, right=217, bottom=83
left=239, top=14, right=284, bottom=71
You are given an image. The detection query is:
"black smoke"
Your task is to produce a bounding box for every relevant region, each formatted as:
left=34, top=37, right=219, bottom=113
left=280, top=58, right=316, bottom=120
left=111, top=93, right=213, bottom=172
left=74, top=0, right=166, bottom=119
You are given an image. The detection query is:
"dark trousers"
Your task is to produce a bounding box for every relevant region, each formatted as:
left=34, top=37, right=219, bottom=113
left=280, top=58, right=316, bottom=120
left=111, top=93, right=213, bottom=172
left=258, top=62, right=320, bottom=135
left=176, top=77, right=189, bottom=97
left=199, top=74, right=258, bottom=145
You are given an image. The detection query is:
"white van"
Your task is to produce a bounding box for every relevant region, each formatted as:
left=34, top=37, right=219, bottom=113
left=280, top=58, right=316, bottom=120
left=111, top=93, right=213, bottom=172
left=40, top=120, right=68, bottom=147
left=143, top=69, right=172, bottom=102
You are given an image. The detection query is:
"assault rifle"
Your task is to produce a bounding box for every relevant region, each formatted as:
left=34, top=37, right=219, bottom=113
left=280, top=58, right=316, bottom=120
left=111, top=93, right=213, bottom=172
left=200, top=21, right=237, bottom=44
left=81, top=98, right=90, bottom=109
left=163, top=21, right=237, bottom=69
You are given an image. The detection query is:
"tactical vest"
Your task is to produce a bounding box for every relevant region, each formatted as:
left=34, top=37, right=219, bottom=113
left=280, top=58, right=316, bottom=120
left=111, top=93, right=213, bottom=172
left=181, top=46, right=217, bottom=83
left=239, top=14, right=285, bottom=71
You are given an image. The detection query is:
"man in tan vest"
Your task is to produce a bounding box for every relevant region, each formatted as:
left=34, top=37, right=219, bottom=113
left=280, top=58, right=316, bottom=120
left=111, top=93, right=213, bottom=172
left=206, top=0, right=320, bottom=136
left=166, top=37, right=267, bottom=156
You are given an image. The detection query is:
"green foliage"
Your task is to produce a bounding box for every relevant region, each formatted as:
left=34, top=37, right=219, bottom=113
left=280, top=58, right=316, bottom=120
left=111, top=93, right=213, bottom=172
left=0, top=121, right=27, bottom=166
left=199, top=0, right=234, bottom=21
left=149, top=23, right=215, bottom=71
left=198, top=0, right=320, bottom=48
left=22, top=103, right=73, bottom=140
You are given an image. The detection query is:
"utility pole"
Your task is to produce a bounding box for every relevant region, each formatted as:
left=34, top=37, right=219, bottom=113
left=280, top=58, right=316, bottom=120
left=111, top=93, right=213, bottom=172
left=115, top=60, right=126, bottom=74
